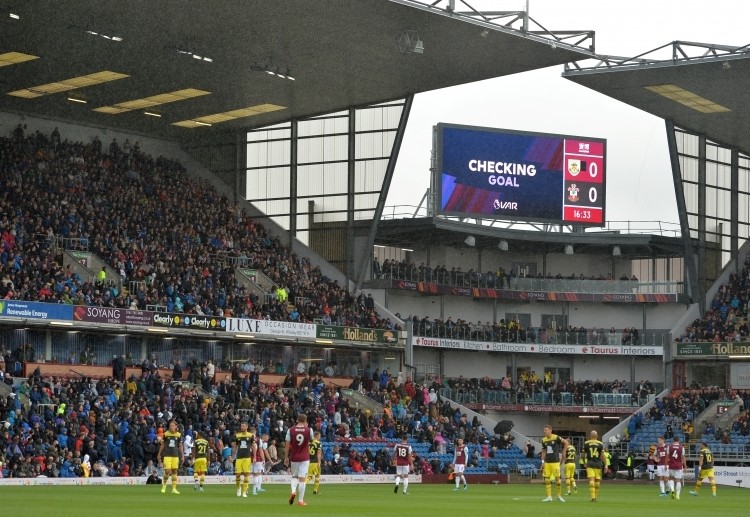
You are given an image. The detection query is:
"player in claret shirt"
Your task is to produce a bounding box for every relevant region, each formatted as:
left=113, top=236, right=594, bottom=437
left=452, top=438, right=469, bottom=491
left=285, top=413, right=314, bottom=506
left=392, top=433, right=413, bottom=494
left=251, top=429, right=269, bottom=495
left=654, top=436, right=669, bottom=496
left=667, top=435, right=687, bottom=500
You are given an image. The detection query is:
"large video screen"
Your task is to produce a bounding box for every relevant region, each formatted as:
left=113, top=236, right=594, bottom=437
left=435, top=123, right=606, bottom=225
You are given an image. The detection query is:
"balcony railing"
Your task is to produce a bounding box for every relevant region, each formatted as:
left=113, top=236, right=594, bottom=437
left=438, top=387, right=660, bottom=407
left=412, top=323, right=672, bottom=347
left=377, top=265, right=683, bottom=295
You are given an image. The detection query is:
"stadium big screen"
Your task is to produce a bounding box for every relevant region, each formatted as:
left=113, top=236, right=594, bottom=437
left=435, top=123, right=607, bottom=225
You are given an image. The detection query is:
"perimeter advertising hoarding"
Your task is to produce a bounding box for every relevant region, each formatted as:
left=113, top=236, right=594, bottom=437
left=0, top=300, right=73, bottom=320
left=413, top=337, right=663, bottom=356
left=436, top=123, right=606, bottom=225
left=73, top=306, right=153, bottom=326
left=151, top=312, right=226, bottom=331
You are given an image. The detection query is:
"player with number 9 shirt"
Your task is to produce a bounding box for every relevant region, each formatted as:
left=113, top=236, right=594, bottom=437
left=285, top=413, right=314, bottom=507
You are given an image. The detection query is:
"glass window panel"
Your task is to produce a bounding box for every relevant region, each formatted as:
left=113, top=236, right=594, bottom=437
left=354, top=159, right=387, bottom=192
left=250, top=198, right=289, bottom=220
left=297, top=134, right=348, bottom=164
left=705, top=186, right=716, bottom=217
left=246, top=167, right=290, bottom=201
left=269, top=213, right=290, bottom=230
left=740, top=193, right=750, bottom=224
left=309, top=194, right=349, bottom=223
left=714, top=163, right=732, bottom=189
left=298, top=162, right=348, bottom=196
left=246, top=140, right=290, bottom=168
left=739, top=166, right=750, bottom=192
left=355, top=105, right=403, bottom=132
left=355, top=131, right=396, bottom=160
left=676, top=130, right=699, bottom=156
left=706, top=161, right=717, bottom=186
left=680, top=156, right=698, bottom=182
left=716, top=146, right=732, bottom=164
left=298, top=115, right=348, bottom=137
left=683, top=181, right=698, bottom=212
left=247, top=124, right=290, bottom=142
left=354, top=193, right=379, bottom=218
left=717, top=188, right=731, bottom=220
left=706, top=143, right=718, bottom=161
left=688, top=214, right=698, bottom=239
left=295, top=228, right=310, bottom=245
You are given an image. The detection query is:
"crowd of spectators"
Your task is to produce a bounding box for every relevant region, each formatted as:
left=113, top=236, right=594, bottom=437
left=443, top=374, right=652, bottom=406
left=676, top=253, right=750, bottom=343
left=626, top=387, right=729, bottom=442
left=698, top=391, right=750, bottom=445
left=0, top=345, right=496, bottom=479
left=410, top=315, right=643, bottom=346
left=0, top=126, right=397, bottom=331
left=375, top=258, right=638, bottom=290
left=0, top=363, right=393, bottom=479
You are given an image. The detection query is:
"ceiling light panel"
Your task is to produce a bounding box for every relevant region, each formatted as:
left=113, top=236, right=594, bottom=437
left=645, top=84, right=730, bottom=114
left=172, top=103, right=286, bottom=128
left=94, top=88, right=210, bottom=114
left=172, top=120, right=205, bottom=128
left=0, top=52, right=39, bottom=67
left=7, top=71, right=129, bottom=98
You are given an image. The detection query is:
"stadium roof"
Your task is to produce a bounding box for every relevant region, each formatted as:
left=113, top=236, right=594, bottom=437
left=562, top=41, right=750, bottom=154
left=0, top=0, right=594, bottom=145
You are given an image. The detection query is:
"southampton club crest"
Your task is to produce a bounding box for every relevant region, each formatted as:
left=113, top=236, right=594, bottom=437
left=567, top=183, right=580, bottom=202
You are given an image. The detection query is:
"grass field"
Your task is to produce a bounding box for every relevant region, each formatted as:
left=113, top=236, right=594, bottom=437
left=1, top=482, right=742, bottom=516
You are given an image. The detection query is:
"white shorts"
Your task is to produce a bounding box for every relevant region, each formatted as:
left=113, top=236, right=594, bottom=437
left=657, top=465, right=668, bottom=477
left=396, top=465, right=409, bottom=476
left=252, top=461, right=265, bottom=474
left=290, top=460, right=310, bottom=479
left=669, top=469, right=683, bottom=480
left=647, top=464, right=655, bottom=473
left=453, top=464, right=465, bottom=474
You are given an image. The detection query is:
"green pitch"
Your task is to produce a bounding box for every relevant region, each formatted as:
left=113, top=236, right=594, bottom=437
left=1, top=482, right=742, bottom=516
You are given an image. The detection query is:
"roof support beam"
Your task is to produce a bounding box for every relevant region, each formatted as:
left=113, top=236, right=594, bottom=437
left=666, top=119, right=701, bottom=312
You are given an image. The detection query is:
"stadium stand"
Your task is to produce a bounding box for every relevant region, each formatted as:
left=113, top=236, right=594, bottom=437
left=0, top=129, right=396, bottom=330
left=0, top=352, right=534, bottom=479
left=675, top=253, right=750, bottom=343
